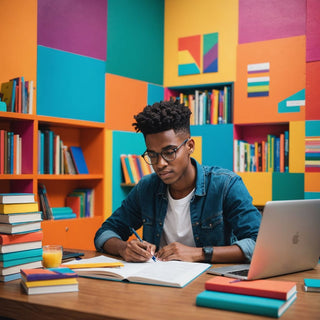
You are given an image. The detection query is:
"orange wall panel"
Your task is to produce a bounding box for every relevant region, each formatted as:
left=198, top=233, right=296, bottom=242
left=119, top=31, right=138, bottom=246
left=234, top=36, right=306, bottom=124
left=305, top=173, right=320, bottom=191
left=306, top=61, right=320, bottom=120
left=0, top=0, right=37, bottom=112
left=105, top=74, right=148, bottom=131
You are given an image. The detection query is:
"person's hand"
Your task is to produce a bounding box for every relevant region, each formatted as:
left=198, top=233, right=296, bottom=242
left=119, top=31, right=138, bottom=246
left=156, top=242, right=203, bottom=262
left=120, top=239, right=156, bottom=262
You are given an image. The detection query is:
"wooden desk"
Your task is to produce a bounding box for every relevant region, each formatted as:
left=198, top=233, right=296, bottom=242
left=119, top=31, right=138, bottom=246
left=0, top=251, right=319, bottom=320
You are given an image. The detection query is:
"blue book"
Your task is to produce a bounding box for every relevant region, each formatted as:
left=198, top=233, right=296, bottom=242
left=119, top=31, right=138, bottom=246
left=196, top=290, right=296, bottom=318
left=0, top=248, right=43, bottom=262
left=69, top=146, right=89, bottom=174
left=0, top=272, right=21, bottom=282
left=304, top=278, right=320, bottom=292
left=52, top=212, right=77, bottom=220
left=284, top=131, right=289, bottom=172
left=0, top=255, right=42, bottom=268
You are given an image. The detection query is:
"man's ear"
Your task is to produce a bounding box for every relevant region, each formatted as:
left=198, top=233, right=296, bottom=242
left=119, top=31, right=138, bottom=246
left=187, top=138, right=195, bottom=154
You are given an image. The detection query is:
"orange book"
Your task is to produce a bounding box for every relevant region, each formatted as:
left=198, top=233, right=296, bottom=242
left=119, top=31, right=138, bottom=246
left=205, top=276, right=296, bottom=300
left=0, top=230, right=43, bottom=245
left=120, top=154, right=131, bottom=184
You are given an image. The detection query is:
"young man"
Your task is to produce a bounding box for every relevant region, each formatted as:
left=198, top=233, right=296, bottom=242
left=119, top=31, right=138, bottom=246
left=94, top=101, right=261, bottom=263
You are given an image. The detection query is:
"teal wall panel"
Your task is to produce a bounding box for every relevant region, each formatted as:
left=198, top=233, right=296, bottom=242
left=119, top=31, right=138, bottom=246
left=37, top=45, right=105, bottom=122
left=112, top=131, right=145, bottom=211
left=305, top=192, right=320, bottom=199
left=272, top=173, right=305, bottom=200
left=147, top=84, right=164, bottom=106
left=106, top=0, right=164, bottom=85
left=191, top=124, right=234, bottom=170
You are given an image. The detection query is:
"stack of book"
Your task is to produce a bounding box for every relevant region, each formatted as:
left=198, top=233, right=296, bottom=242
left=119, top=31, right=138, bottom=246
left=120, top=154, right=153, bottom=185
left=0, top=193, right=43, bottom=282
left=196, top=276, right=297, bottom=318
left=20, top=267, right=79, bottom=295
left=51, top=207, right=77, bottom=220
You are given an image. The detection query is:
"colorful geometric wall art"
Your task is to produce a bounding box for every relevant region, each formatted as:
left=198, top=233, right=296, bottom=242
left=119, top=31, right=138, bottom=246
left=178, top=35, right=201, bottom=76
left=247, top=62, right=270, bottom=97
left=203, top=33, right=218, bottom=73
left=278, top=89, right=305, bottom=113
left=305, top=120, right=320, bottom=172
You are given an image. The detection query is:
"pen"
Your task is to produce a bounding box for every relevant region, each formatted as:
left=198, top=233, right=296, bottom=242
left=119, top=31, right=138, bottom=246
left=130, top=227, right=157, bottom=262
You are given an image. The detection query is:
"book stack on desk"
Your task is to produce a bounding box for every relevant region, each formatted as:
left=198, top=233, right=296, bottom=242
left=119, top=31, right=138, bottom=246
left=0, top=193, right=43, bottom=282
left=196, top=276, right=297, bottom=318
left=20, top=267, right=79, bottom=295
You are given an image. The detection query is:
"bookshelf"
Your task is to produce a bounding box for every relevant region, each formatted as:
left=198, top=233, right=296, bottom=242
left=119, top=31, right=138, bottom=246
left=0, top=111, right=105, bottom=250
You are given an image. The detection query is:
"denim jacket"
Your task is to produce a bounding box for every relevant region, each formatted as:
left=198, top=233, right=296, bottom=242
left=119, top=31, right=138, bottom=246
left=94, top=158, right=261, bottom=261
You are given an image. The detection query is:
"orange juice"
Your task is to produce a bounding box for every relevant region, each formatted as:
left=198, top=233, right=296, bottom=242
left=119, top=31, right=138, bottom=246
left=42, top=245, right=62, bottom=268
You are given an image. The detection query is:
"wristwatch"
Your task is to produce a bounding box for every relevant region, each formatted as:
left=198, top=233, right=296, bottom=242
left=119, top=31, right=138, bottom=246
left=202, top=246, right=213, bottom=263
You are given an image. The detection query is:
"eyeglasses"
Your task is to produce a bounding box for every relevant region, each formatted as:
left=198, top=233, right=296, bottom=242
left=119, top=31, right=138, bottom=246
left=141, top=138, right=189, bottom=165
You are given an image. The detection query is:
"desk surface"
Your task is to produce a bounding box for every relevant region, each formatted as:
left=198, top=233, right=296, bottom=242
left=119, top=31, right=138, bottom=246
left=0, top=250, right=319, bottom=320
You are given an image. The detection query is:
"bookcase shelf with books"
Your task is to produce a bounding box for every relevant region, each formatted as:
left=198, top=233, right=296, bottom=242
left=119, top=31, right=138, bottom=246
left=0, top=112, right=105, bottom=250
left=165, top=82, right=234, bottom=125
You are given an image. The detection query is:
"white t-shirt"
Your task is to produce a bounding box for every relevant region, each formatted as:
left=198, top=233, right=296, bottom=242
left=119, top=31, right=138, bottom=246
left=160, top=188, right=196, bottom=248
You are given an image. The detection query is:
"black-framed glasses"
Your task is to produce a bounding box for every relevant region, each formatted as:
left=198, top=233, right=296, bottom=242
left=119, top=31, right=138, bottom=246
left=141, top=138, right=189, bottom=165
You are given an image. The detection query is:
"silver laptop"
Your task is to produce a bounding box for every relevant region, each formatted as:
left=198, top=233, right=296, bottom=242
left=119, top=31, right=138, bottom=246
left=208, top=199, right=320, bottom=280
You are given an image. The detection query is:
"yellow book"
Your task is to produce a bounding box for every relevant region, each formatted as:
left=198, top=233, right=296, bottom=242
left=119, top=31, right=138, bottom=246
left=0, top=202, right=39, bottom=214
left=23, top=278, right=78, bottom=288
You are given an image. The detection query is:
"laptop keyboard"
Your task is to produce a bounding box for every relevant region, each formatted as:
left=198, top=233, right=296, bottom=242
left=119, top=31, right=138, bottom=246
left=228, top=269, right=249, bottom=276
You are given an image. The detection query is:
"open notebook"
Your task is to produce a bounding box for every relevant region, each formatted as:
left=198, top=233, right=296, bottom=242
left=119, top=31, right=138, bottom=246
left=208, top=199, right=320, bottom=280
left=64, top=255, right=211, bottom=288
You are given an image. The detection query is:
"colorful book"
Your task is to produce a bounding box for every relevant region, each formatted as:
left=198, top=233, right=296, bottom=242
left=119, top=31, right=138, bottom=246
left=21, top=267, right=78, bottom=281
left=124, top=155, right=135, bottom=184
left=69, top=146, right=89, bottom=174
left=67, top=192, right=85, bottom=217
left=127, top=154, right=140, bottom=184
left=196, top=290, right=296, bottom=318
left=0, top=211, right=42, bottom=224
left=304, top=278, right=320, bottom=292
left=0, top=230, right=43, bottom=245
left=0, top=202, right=39, bottom=214
left=120, top=154, right=132, bottom=184
left=0, top=221, right=41, bottom=234
left=0, top=193, right=35, bottom=204
left=205, top=277, right=296, bottom=300
left=23, top=277, right=78, bottom=288
left=21, top=280, right=79, bottom=295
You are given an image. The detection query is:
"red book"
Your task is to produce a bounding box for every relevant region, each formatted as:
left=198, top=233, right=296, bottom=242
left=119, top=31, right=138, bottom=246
left=66, top=195, right=81, bottom=218
left=0, top=230, right=43, bottom=245
left=205, top=276, right=296, bottom=300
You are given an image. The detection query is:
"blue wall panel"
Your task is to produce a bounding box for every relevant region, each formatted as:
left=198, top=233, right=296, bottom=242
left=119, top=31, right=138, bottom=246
left=37, top=45, right=105, bottom=122
left=147, top=84, right=164, bottom=106
left=112, top=131, right=145, bottom=211
left=191, top=124, right=234, bottom=170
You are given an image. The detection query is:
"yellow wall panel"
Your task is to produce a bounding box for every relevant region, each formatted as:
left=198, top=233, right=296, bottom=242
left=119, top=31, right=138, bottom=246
left=289, top=121, right=305, bottom=173
left=164, top=0, right=238, bottom=87
left=237, top=172, right=272, bottom=206
left=192, top=136, right=202, bottom=164
left=104, top=130, right=113, bottom=219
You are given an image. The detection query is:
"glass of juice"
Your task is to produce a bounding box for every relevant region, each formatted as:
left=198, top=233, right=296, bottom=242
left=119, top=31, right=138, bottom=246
left=42, top=245, right=63, bottom=268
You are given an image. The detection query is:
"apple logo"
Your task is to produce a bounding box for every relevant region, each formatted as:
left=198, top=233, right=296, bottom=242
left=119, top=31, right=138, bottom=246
left=292, top=232, right=300, bottom=244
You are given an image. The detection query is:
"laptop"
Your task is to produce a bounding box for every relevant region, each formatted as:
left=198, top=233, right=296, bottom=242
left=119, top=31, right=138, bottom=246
left=207, top=199, right=320, bottom=280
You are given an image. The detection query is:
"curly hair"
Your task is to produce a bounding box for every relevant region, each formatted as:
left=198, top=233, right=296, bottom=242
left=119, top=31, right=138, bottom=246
left=132, top=100, right=191, bottom=136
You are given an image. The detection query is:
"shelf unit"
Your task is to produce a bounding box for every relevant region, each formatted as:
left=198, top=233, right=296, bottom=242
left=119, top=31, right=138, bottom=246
left=0, top=111, right=105, bottom=250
